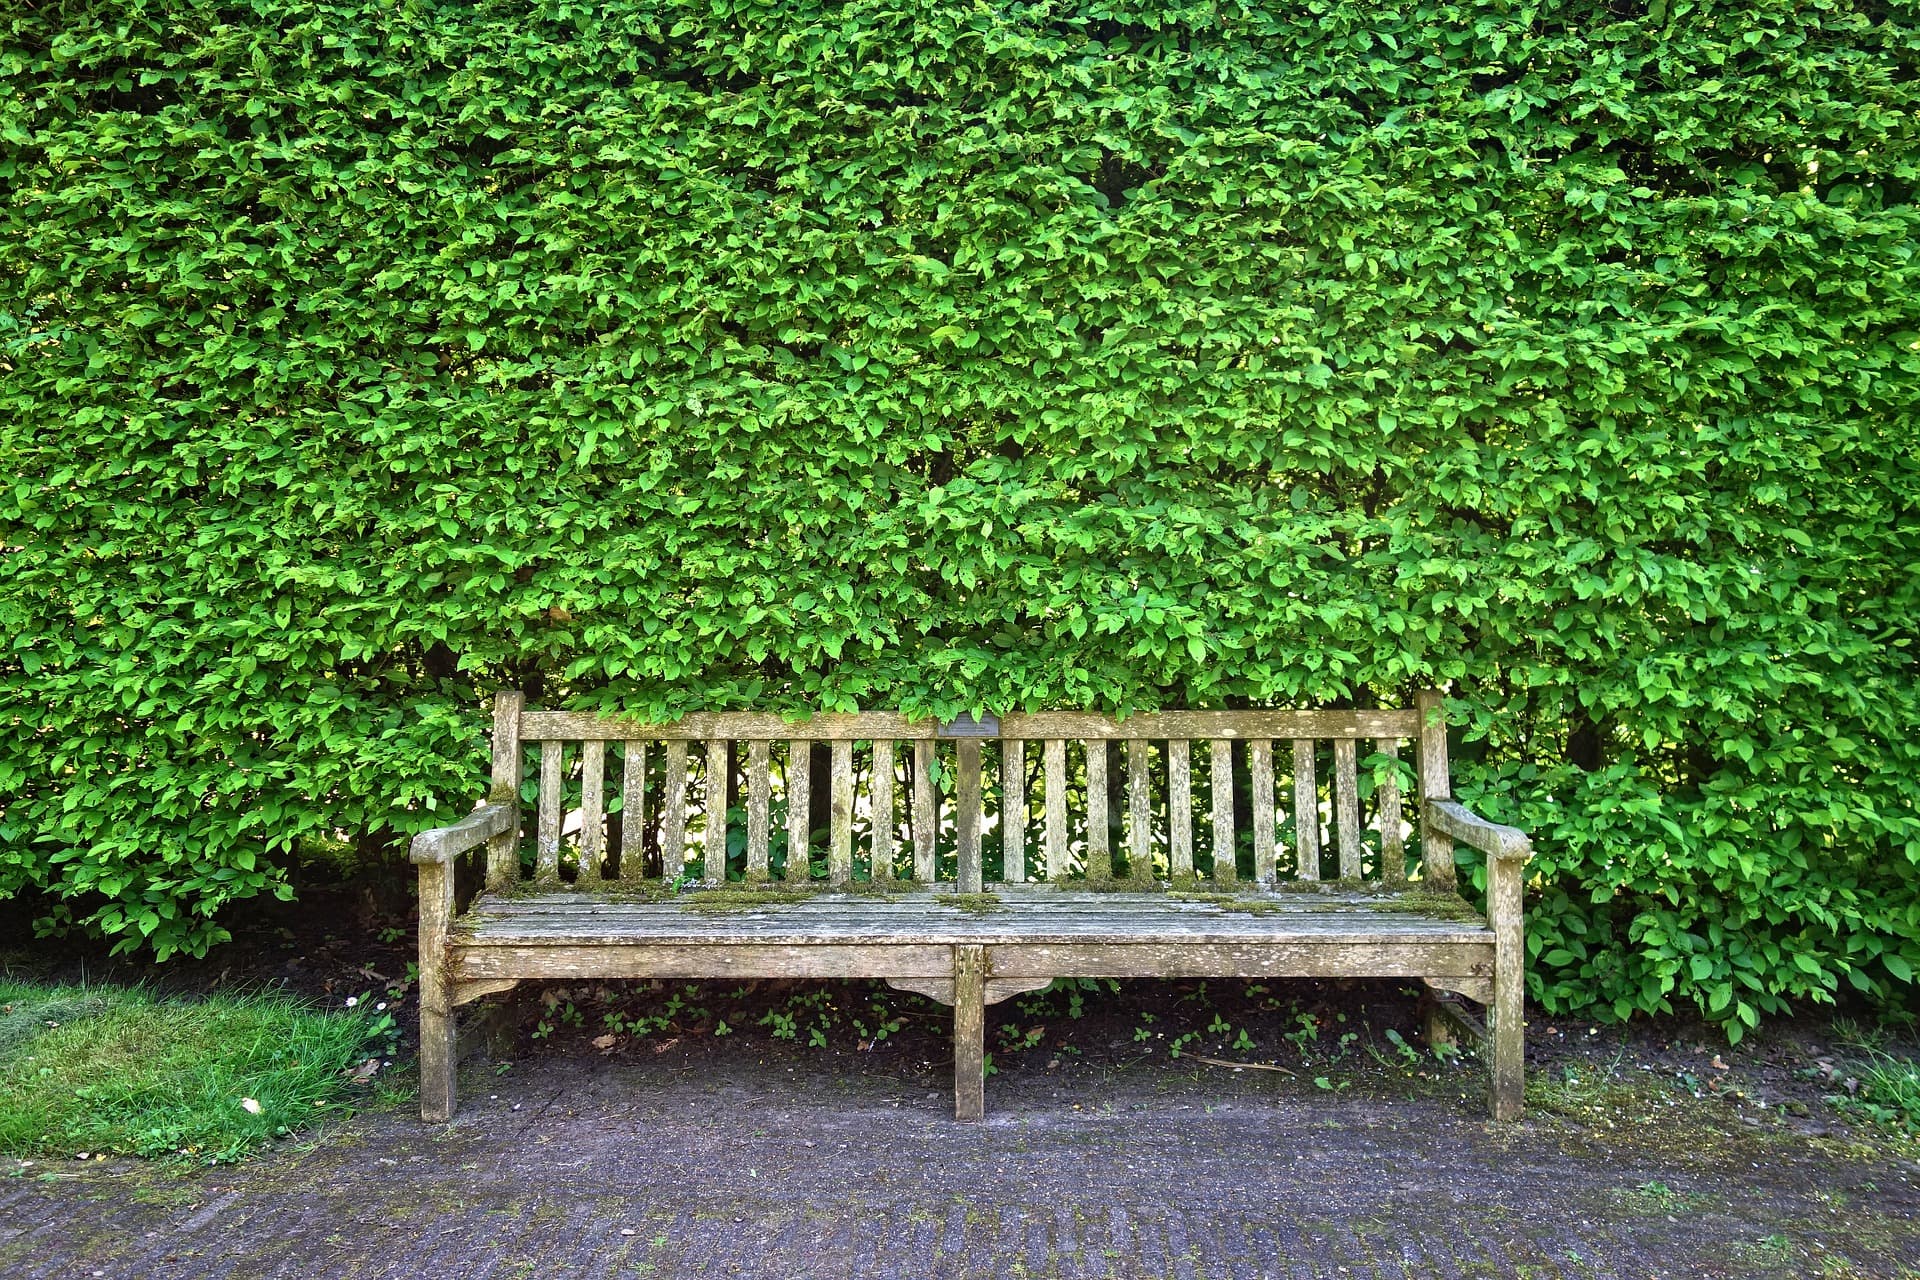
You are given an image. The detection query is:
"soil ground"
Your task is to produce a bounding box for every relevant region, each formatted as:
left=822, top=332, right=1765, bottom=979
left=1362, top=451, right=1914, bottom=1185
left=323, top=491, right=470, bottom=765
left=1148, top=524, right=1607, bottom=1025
left=4, top=880, right=1919, bottom=1278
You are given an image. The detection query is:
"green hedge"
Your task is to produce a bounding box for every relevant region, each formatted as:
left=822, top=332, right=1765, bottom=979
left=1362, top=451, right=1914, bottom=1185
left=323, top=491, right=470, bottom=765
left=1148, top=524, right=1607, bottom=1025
left=3, top=0, right=1916, bottom=1036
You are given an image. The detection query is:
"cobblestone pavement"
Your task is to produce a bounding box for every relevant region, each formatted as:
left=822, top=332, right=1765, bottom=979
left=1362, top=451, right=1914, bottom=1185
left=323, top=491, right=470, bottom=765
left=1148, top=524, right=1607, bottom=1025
left=5, top=1046, right=1918, bottom=1279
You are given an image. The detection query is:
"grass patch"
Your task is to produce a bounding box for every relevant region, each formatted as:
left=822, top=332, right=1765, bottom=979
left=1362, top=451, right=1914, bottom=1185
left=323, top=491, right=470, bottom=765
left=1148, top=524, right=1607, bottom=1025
left=0, top=980, right=393, bottom=1164
left=1828, top=1026, right=1920, bottom=1136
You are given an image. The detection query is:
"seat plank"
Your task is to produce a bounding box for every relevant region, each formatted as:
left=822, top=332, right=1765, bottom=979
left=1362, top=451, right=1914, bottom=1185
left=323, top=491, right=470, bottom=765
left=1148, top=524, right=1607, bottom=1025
left=456, top=890, right=1491, bottom=948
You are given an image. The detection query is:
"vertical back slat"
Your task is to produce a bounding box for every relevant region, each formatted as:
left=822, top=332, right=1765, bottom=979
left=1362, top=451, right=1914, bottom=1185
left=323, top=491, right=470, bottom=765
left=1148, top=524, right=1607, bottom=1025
left=1044, top=738, right=1067, bottom=882
left=1169, top=739, right=1193, bottom=880
left=536, top=739, right=563, bottom=883
left=746, top=740, right=771, bottom=883
left=1378, top=739, right=1405, bottom=884
left=871, top=739, right=896, bottom=883
left=703, top=739, right=728, bottom=883
left=912, top=740, right=937, bottom=883
left=956, top=739, right=983, bottom=893
left=1292, top=738, right=1319, bottom=881
left=1127, top=739, right=1153, bottom=886
left=579, top=740, right=606, bottom=884
left=1334, top=737, right=1362, bottom=880
left=487, top=691, right=524, bottom=889
left=1002, top=739, right=1026, bottom=883
left=662, top=740, right=688, bottom=885
left=1416, top=689, right=1456, bottom=891
left=1084, top=740, right=1110, bottom=883
left=618, top=741, right=647, bottom=885
left=1251, top=739, right=1276, bottom=885
left=1210, top=738, right=1235, bottom=885
left=829, top=739, right=854, bottom=888
left=785, top=739, right=811, bottom=883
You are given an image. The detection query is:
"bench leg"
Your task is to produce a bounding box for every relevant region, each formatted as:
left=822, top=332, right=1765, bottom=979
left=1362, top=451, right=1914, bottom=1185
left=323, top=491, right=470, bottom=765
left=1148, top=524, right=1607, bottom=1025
left=953, top=945, right=986, bottom=1122
left=421, top=1003, right=457, bottom=1123
left=1489, top=858, right=1526, bottom=1122
left=418, top=859, right=457, bottom=1123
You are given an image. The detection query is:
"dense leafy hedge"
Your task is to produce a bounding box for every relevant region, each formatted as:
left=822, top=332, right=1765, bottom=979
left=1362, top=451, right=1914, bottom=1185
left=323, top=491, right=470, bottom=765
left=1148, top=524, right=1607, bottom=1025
left=3, top=1, right=1916, bottom=1035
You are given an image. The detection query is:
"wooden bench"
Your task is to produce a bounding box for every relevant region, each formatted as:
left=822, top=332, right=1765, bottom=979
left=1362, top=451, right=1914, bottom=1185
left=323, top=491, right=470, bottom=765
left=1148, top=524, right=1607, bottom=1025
left=411, top=690, right=1532, bottom=1122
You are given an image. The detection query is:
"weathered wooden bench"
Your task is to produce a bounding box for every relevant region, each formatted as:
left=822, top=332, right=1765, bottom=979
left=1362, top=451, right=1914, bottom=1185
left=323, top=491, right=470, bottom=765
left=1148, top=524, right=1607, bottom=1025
left=412, top=691, right=1532, bottom=1122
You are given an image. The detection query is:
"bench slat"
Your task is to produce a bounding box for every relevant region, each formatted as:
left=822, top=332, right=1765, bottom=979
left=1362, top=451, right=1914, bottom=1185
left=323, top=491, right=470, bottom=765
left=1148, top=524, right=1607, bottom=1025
left=520, top=709, right=1419, bottom=744
left=488, top=691, right=524, bottom=889
left=1168, top=739, right=1193, bottom=879
left=1000, top=710, right=1418, bottom=741
left=662, top=741, right=688, bottom=886
left=620, top=741, right=647, bottom=885
left=1251, top=739, right=1276, bottom=885
left=1044, top=739, right=1067, bottom=882
left=1210, top=738, right=1235, bottom=885
left=1334, top=737, right=1362, bottom=881
left=1002, top=739, right=1026, bottom=883
left=580, top=740, right=606, bottom=884
left=1416, top=689, right=1456, bottom=891
left=1293, top=739, right=1320, bottom=882
left=830, top=739, right=854, bottom=888
left=523, top=710, right=931, bottom=742
left=705, top=740, right=729, bottom=883
left=871, top=739, right=896, bottom=883
left=1378, top=739, right=1405, bottom=883
left=456, top=897, right=1491, bottom=945
left=746, top=740, right=771, bottom=883
left=785, top=740, right=811, bottom=884
left=1127, top=739, right=1153, bottom=886
left=1085, top=741, right=1110, bottom=883
left=536, top=740, right=563, bottom=884
left=912, top=740, right=936, bottom=883
left=956, top=739, right=983, bottom=894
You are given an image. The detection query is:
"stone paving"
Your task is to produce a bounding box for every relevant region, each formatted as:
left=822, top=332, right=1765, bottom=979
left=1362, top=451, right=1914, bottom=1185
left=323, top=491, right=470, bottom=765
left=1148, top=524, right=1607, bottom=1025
left=5, top=1047, right=1918, bottom=1279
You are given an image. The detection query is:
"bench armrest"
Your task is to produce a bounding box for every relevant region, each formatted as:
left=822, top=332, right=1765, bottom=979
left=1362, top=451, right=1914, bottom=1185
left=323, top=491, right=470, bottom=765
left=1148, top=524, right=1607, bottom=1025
left=409, top=803, right=515, bottom=865
left=1424, top=800, right=1532, bottom=864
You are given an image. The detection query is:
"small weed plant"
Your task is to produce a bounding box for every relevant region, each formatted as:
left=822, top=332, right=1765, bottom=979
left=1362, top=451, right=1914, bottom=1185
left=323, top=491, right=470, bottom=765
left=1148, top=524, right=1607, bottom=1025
left=1824, top=1024, right=1920, bottom=1136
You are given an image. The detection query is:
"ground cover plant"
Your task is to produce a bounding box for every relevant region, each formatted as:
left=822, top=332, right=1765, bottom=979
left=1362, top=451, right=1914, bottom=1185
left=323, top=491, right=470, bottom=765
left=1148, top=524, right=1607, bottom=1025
left=2, top=0, right=1916, bottom=1046
left=0, top=981, right=394, bottom=1163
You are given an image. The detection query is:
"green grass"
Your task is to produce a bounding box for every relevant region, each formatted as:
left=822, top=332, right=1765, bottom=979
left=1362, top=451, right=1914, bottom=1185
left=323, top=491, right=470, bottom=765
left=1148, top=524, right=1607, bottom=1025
left=1830, top=1027, right=1920, bottom=1136
left=0, top=980, right=394, bottom=1164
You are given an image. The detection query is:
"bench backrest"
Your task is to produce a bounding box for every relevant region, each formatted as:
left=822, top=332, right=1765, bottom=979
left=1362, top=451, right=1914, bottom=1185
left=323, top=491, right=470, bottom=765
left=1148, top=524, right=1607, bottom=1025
left=479, top=691, right=1458, bottom=894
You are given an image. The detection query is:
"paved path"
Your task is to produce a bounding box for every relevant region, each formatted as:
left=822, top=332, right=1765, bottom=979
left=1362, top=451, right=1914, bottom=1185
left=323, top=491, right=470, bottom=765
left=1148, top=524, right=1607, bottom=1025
left=6, top=1047, right=1918, bottom=1279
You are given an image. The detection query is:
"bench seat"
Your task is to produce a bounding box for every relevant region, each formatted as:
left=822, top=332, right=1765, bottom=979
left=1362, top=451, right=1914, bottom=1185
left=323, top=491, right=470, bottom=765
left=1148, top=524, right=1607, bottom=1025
left=456, top=888, right=1490, bottom=959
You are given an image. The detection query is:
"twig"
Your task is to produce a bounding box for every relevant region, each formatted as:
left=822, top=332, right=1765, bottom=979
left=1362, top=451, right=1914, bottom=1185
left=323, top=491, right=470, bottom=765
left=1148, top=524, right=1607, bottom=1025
left=1181, top=1053, right=1297, bottom=1076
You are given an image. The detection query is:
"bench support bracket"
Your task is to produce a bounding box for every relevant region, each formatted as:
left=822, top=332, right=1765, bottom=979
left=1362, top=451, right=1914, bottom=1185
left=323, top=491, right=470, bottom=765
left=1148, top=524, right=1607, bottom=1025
left=454, top=978, right=522, bottom=1007
left=885, top=975, right=1053, bottom=1006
